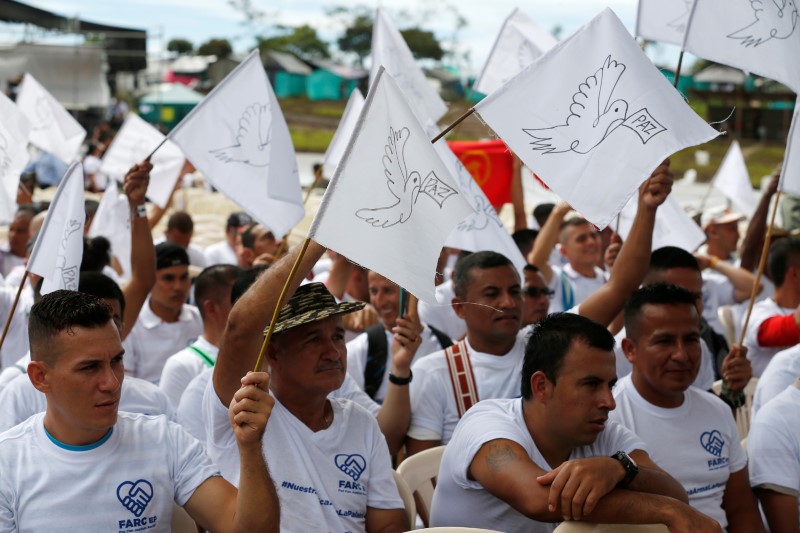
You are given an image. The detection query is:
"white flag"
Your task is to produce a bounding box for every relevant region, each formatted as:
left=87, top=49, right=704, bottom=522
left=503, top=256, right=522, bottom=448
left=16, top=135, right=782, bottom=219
left=0, top=92, right=31, bottom=224
left=88, top=180, right=132, bottom=280
left=711, top=141, right=756, bottom=215
left=323, top=89, right=365, bottom=174
left=370, top=8, right=448, bottom=124
left=308, top=68, right=475, bottom=304
left=28, top=162, right=85, bottom=294
left=637, top=0, right=696, bottom=46
left=169, top=50, right=304, bottom=238
left=433, top=138, right=527, bottom=271
left=779, top=100, right=800, bottom=196
left=473, top=8, right=557, bottom=96
left=16, top=73, right=86, bottom=164
left=100, top=113, right=185, bottom=209
left=475, top=8, right=720, bottom=229
left=617, top=194, right=706, bottom=252
left=684, top=0, right=800, bottom=92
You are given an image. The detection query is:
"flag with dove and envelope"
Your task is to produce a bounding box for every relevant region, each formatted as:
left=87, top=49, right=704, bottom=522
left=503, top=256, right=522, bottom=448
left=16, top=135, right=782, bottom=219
left=473, top=8, right=557, bottom=96
left=683, top=0, right=800, bottom=92
left=711, top=141, right=756, bottom=216
left=475, top=8, right=720, bottom=229
left=308, top=68, right=474, bottom=304
left=0, top=92, right=31, bottom=223
left=370, top=8, right=448, bottom=124
left=323, top=89, right=365, bottom=174
left=637, top=0, right=695, bottom=46
left=16, top=73, right=86, bottom=164
left=779, top=100, right=800, bottom=196
left=100, top=113, right=185, bottom=209
left=432, top=137, right=527, bottom=271
left=168, top=50, right=304, bottom=238
left=27, top=162, right=85, bottom=295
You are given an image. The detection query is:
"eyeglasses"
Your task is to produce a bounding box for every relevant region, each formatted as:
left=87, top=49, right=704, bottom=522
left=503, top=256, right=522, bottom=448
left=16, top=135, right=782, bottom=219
left=524, top=286, right=555, bottom=299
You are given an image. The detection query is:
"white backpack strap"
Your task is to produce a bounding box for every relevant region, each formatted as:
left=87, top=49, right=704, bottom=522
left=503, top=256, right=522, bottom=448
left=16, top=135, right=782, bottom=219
left=444, top=339, right=480, bottom=418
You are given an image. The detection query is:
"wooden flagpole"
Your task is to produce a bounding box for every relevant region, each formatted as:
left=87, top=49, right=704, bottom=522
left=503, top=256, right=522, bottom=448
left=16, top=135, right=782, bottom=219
left=0, top=271, right=29, bottom=351
left=252, top=238, right=311, bottom=373
left=737, top=190, right=782, bottom=346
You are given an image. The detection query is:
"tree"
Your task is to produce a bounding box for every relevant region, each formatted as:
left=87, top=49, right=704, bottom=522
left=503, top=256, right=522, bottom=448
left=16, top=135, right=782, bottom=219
left=259, top=25, right=330, bottom=59
left=335, top=13, right=373, bottom=68
left=197, top=38, right=233, bottom=58
left=400, top=28, right=444, bottom=61
left=167, top=38, right=193, bottom=55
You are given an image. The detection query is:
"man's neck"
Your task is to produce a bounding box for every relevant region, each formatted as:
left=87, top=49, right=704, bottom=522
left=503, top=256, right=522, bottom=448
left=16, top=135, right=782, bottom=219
left=272, top=387, right=330, bottom=432
left=773, top=286, right=800, bottom=309
left=465, top=332, right=517, bottom=356
left=706, top=243, right=731, bottom=261
left=524, top=401, right=571, bottom=468
left=568, top=261, right=596, bottom=278
left=149, top=299, right=181, bottom=323
left=43, top=412, right=110, bottom=447
left=631, top=372, right=685, bottom=408
left=203, top=320, right=225, bottom=347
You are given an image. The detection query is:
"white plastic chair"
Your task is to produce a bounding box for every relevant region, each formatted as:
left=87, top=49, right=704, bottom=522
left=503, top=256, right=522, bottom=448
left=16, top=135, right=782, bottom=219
left=396, top=446, right=446, bottom=527
left=393, top=470, right=417, bottom=531
left=553, top=523, right=668, bottom=532
left=712, top=377, right=758, bottom=439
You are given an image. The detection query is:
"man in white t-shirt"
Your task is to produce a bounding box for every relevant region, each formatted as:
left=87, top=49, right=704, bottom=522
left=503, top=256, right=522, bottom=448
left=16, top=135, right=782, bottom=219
left=529, top=204, right=607, bottom=313
left=613, top=246, right=752, bottom=395
left=160, top=264, right=240, bottom=408
left=742, top=237, right=800, bottom=376
left=206, top=240, right=407, bottom=533
left=123, top=243, right=203, bottom=383
left=408, top=164, right=676, bottom=454
left=0, top=207, right=33, bottom=277
left=612, top=284, right=763, bottom=532
left=748, top=379, right=800, bottom=533
left=346, top=271, right=451, bottom=403
left=204, top=212, right=251, bottom=267
left=156, top=211, right=206, bottom=269
left=430, top=313, right=719, bottom=533
left=752, top=345, right=800, bottom=414
left=0, top=290, right=278, bottom=532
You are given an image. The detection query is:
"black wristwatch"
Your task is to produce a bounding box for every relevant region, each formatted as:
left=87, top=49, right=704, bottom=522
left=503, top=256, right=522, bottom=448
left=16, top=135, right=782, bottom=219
left=611, top=451, right=638, bottom=487
left=388, top=370, right=413, bottom=386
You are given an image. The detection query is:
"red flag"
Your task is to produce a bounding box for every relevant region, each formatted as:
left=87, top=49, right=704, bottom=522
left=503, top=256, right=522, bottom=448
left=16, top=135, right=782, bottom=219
left=447, top=139, right=513, bottom=208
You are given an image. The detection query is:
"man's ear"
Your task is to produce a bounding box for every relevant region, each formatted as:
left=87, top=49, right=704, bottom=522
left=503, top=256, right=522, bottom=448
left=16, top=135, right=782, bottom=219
left=27, top=361, right=51, bottom=393
left=452, top=296, right=467, bottom=320
left=621, top=337, right=636, bottom=364
left=530, top=371, right=551, bottom=402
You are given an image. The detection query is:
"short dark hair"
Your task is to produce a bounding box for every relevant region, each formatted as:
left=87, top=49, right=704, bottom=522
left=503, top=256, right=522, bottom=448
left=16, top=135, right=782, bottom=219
left=768, top=237, right=800, bottom=287
left=521, top=313, right=614, bottom=399
left=649, top=246, right=700, bottom=273
left=232, top=265, right=270, bottom=304
left=512, top=229, right=539, bottom=257
left=79, top=272, right=126, bottom=315
left=523, top=264, right=540, bottom=275
left=624, top=283, right=698, bottom=341
left=194, top=264, right=241, bottom=319
left=29, top=290, right=113, bottom=365
left=453, top=251, right=515, bottom=299
left=558, top=217, right=591, bottom=243
left=166, top=211, right=193, bottom=233
left=240, top=223, right=265, bottom=250
left=81, top=236, right=111, bottom=272
left=532, top=203, right=554, bottom=228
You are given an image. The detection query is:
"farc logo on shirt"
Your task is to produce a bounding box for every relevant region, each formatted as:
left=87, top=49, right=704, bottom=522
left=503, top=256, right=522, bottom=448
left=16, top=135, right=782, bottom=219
left=335, top=453, right=367, bottom=481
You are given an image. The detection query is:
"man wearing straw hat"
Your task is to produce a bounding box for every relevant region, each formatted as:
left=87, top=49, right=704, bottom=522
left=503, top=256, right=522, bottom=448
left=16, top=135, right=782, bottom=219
left=205, top=241, right=408, bottom=532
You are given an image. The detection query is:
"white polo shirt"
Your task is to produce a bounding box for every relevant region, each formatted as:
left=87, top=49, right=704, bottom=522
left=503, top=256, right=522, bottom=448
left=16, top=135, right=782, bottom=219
left=742, top=297, right=795, bottom=377
left=346, top=324, right=450, bottom=402
left=122, top=300, right=203, bottom=384
left=203, top=240, right=237, bottom=266
left=159, top=336, right=218, bottom=408
left=752, top=345, right=800, bottom=415
left=548, top=264, right=607, bottom=314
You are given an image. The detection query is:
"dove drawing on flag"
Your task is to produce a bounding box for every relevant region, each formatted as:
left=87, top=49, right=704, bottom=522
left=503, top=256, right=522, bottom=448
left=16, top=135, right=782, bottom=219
left=668, top=0, right=695, bottom=32
left=728, top=0, right=798, bottom=46
left=523, top=55, right=630, bottom=154
left=356, top=126, right=458, bottom=228
left=209, top=102, right=272, bottom=167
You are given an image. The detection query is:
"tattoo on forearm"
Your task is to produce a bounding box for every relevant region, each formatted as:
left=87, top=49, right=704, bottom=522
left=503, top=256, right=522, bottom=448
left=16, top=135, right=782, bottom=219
left=485, top=441, right=519, bottom=473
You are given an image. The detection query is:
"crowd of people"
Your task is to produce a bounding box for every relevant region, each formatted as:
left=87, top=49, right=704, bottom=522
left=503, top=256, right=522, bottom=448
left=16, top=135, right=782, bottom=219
left=0, top=124, right=797, bottom=533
